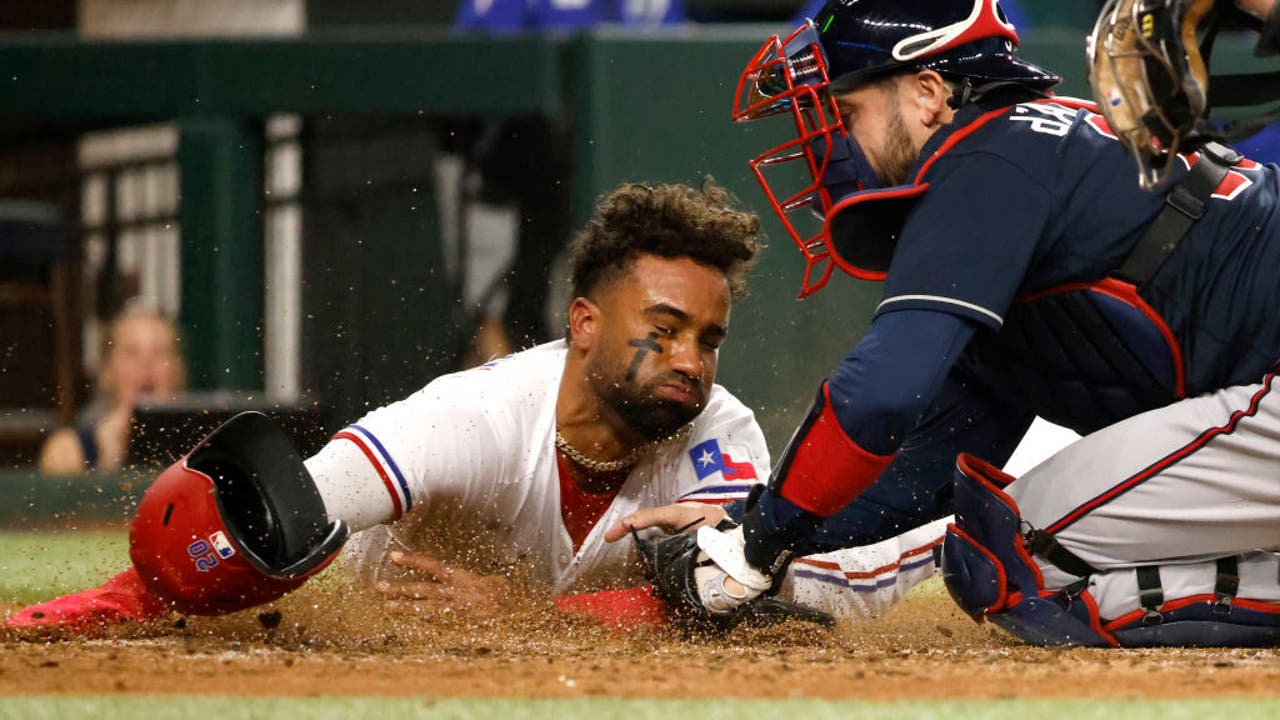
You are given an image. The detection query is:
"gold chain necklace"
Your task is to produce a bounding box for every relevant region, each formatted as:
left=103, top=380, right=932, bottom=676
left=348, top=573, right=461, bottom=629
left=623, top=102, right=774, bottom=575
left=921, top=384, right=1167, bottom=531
left=554, top=431, right=637, bottom=473
left=554, top=425, right=692, bottom=474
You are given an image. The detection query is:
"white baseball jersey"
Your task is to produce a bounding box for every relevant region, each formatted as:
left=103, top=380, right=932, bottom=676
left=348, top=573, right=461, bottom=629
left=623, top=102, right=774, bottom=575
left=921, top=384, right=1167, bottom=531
left=307, top=341, right=764, bottom=594
left=306, top=340, right=945, bottom=613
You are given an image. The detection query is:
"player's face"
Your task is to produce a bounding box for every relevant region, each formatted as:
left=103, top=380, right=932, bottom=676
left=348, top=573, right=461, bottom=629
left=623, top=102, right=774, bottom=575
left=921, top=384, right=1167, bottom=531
left=835, top=80, right=919, bottom=187
left=586, top=255, right=731, bottom=440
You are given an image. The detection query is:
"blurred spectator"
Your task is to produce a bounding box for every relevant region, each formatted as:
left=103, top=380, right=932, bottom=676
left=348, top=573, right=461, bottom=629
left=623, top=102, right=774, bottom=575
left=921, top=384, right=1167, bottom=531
left=38, top=300, right=185, bottom=475
left=453, top=2, right=829, bottom=362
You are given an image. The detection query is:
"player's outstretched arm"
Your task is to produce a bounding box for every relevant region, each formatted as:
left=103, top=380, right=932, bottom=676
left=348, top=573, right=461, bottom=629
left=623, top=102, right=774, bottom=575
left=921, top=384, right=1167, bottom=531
left=7, top=412, right=347, bottom=636
left=605, top=505, right=950, bottom=622
left=5, top=566, right=167, bottom=636
left=602, top=502, right=729, bottom=543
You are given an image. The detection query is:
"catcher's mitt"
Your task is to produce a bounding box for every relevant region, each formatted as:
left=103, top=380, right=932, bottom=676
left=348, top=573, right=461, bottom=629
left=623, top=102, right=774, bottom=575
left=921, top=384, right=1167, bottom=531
left=1088, top=0, right=1213, bottom=189
left=633, top=527, right=834, bottom=633
left=1088, top=0, right=1280, bottom=189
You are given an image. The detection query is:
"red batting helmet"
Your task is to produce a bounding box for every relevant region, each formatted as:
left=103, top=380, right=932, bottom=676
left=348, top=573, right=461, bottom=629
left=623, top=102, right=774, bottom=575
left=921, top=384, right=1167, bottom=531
left=129, top=411, right=347, bottom=615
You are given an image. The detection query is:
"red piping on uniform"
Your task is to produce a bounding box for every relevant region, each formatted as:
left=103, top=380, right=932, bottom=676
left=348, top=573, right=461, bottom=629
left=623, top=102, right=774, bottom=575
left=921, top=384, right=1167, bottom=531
left=1016, top=277, right=1186, bottom=398
left=914, top=106, right=1011, bottom=180
left=334, top=430, right=404, bottom=519
left=823, top=100, right=1087, bottom=279
left=917, top=98, right=1094, bottom=180
left=1103, top=594, right=1280, bottom=633
left=676, top=496, right=742, bottom=506
left=823, top=184, right=930, bottom=281
left=1077, top=588, right=1121, bottom=647
left=793, top=535, right=942, bottom=580
left=1046, top=367, right=1279, bottom=535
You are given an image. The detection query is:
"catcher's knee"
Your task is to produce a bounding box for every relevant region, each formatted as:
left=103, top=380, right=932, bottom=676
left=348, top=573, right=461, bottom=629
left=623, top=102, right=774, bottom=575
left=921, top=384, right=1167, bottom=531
left=940, top=454, right=1113, bottom=647
left=942, top=454, right=1280, bottom=648
left=130, top=412, right=348, bottom=615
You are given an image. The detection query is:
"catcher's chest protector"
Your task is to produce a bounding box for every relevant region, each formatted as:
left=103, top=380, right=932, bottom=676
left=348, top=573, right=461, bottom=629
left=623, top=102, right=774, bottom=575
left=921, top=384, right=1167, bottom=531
left=967, top=279, right=1183, bottom=435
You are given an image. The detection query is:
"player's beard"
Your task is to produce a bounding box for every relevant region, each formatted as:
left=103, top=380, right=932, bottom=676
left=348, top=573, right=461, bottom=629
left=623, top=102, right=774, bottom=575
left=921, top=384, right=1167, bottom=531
left=870, top=98, right=918, bottom=187
left=586, top=352, right=705, bottom=441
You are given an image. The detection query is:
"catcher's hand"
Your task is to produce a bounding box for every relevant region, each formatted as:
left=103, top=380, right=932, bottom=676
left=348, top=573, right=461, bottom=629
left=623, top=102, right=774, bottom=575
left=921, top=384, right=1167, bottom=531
left=633, top=524, right=834, bottom=633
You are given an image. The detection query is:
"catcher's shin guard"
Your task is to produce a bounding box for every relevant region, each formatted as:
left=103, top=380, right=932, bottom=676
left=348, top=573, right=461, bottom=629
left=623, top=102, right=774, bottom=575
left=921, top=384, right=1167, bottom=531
left=944, top=455, right=1280, bottom=648
left=1087, top=552, right=1280, bottom=647
left=130, top=411, right=348, bottom=615
left=940, top=454, right=1114, bottom=647
left=1107, top=596, right=1280, bottom=647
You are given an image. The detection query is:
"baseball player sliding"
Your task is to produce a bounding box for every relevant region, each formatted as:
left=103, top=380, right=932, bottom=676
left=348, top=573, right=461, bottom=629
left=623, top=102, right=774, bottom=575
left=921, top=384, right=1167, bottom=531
left=8, top=180, right=945, bottom=636
left=636, top=0, right=1280, bottom=647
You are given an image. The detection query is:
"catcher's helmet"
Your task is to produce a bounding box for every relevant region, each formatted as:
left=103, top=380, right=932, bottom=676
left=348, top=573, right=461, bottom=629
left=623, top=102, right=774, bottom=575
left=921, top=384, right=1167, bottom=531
left=732, top=0, right=1059, bottom=296
left=818, top=0, right=1059, bottom=94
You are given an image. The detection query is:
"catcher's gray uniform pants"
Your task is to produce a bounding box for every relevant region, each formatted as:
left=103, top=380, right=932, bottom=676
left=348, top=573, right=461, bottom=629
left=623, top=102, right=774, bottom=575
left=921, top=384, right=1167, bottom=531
left=1006, top=368, right=1280, bottom=619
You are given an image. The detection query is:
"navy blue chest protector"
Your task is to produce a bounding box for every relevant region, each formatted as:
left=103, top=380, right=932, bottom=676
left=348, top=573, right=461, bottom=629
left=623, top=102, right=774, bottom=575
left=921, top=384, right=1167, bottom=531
left=961, top=145, right=1242, bottom=435
left=966, top=279, right=1183, bottom=435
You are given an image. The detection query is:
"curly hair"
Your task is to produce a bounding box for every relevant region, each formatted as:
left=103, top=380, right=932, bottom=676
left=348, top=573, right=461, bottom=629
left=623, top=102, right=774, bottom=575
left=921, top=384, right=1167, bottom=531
left=567, top=178, right=763, bottom=303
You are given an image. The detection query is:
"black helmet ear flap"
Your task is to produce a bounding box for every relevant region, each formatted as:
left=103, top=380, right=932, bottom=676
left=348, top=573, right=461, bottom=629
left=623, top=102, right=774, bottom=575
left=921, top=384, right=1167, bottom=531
left=946, top=78, right=1052, bottom=110
left=187, top=411, right=342, bottom=573
left=130, top=412, right=348, bottom=615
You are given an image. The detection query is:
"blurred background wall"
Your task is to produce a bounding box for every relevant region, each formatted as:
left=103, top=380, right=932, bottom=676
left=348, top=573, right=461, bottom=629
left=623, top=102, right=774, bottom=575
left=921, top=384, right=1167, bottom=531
left=0, top=1, right=1269, bottom=471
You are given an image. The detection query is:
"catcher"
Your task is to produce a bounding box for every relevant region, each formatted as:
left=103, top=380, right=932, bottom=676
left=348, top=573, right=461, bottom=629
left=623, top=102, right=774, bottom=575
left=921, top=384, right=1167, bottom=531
left=8, top=180, right=946, bottom=636
left=638, top=0, right=1280, bottom=648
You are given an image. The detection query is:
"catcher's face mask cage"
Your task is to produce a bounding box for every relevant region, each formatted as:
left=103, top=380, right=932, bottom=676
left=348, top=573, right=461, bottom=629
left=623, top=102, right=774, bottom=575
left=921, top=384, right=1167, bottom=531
left=1088, top=0, right=1213, bottom=190
left=732, top=21, right=877, bottom=298
left=732, top=2, right=1057, bottom=298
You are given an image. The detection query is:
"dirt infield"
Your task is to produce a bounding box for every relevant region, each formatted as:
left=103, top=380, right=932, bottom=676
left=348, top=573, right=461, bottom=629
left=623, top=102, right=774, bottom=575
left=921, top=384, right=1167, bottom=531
left=5, top=583, right=1280, bottom=700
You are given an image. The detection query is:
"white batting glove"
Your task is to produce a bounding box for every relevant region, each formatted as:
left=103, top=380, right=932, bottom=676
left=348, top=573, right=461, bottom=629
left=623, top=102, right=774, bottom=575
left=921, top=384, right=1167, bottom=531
left=693, top=524, right=774, bottom=614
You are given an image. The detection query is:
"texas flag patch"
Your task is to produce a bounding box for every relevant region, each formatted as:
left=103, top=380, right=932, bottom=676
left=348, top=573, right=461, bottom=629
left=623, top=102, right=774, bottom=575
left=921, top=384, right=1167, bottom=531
left=681, top=438, right=759, bottom=505
left=688, top=438, right=758, bottom=481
